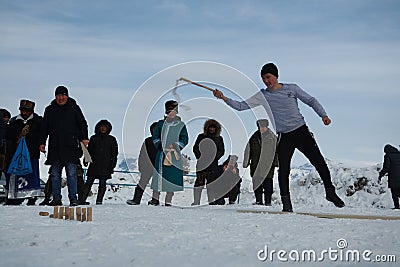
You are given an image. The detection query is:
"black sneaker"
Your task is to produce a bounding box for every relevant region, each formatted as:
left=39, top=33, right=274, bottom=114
left=70, top=199, right=79, bottom=206
left=127, top=199, right=140, bottom=205
left=326, top=188, right=345, bottom=208
left=148, top=198, right=159, bottom=206
left=48, top=199, right=62, bottom=206
left=96, top=202, right=102, bottom=205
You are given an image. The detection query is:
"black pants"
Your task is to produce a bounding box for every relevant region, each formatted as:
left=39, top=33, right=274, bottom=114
left=254, top=178, right=273, bottom=202
left=390, top=187, right=400, bottom=208
left=278, top=125, right=334, bottom=196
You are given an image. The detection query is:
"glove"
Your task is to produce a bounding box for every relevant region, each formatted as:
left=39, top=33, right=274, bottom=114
left=378, top=176, right=382, bottom=183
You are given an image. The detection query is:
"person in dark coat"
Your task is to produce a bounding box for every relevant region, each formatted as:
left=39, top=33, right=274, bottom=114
left=5, top=100, right=42, bottom=205
left=39, top=86, right=89, bottom=206
left=378, top=144, right=400, bottom=209
left=0, top=108, right=11, bottom=182
left=243, top=119, right=278, bottom=206
left=127, top=122, right=157, bottom=205
left=192, top=119, right=225, bottom=205
left=81, top=119, right=118, bottom=205
left=208, top=155, right=242, bottom=205
left=149, top=100, right=189, bottom=206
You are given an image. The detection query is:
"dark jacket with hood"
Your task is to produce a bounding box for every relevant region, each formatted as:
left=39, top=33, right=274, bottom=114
left=6, top=113, right=42, bottom=163
left=193, top=119, right=225, bottom=174
left=379, top=144, right=400, bottom=188
left=40, top=97, right=88, bottom=165
left=86, top=120, right=118, bottom=179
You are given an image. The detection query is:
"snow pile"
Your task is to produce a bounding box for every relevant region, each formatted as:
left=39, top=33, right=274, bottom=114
left=82, top=158, right=395, bottom=210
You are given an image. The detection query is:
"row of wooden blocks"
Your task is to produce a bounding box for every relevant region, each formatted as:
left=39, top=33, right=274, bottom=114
left=51, top=206, right=92, bottom=222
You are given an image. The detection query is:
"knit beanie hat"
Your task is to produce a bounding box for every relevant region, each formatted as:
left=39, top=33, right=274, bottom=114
left=165, top=100, right=178, bottom=114
left=260, top=63, right=279, bottom=78
left=55, top=85, right=69, bottom=96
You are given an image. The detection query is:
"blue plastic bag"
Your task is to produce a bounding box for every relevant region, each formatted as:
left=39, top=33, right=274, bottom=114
left=7, top=136, right=32, bottom=175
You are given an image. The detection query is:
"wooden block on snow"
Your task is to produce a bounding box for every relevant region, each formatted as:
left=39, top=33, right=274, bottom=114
left=87, top=207, right=92, bottom=221
left=53, top=206, right=59, bottom=219
left=76, top=207, right=82, bottom=221
left=58, top=206, right=64, bottom=219
left=81, top=208, right=87, bottom=222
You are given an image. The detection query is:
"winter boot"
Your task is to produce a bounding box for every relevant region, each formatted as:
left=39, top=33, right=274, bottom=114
left=281, top=194, right=293, bottom=212
left=192, top=187, right=202, bottom=206
left=27, top=197, right=37, bottom=206
left=165, top=192, right=174, bottom=206
left=148, top=198, right=160, bottom=206
left=39, top=197, right=51, bottom=206
left=48, top=198, right=62, bottom=206
left=127, top=186, right=144, bottom=205
left=325, top=188, right=345, bottom=208
left=96, top=186, right=106, bottom=205
left=254, top=187, right=263, bottom=205
left=264, top=194, right=272, bottom=206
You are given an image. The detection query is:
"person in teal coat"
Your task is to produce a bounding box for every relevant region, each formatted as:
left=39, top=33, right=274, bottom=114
left=149, top=100, right=189, bottom=206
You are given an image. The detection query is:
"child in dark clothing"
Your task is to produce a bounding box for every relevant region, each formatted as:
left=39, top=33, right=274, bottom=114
left=82, top=120, right=118, bottom=205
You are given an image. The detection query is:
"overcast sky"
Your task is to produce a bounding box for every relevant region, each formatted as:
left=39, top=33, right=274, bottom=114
left=1, top=0, right=399, bottom=167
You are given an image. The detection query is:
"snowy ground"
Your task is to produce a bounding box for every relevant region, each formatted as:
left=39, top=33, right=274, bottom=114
left=1, top=160, right=399, bottom=267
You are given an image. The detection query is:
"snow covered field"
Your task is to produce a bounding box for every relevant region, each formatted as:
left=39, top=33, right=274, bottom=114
left=1, top=160, right=399, bottom=267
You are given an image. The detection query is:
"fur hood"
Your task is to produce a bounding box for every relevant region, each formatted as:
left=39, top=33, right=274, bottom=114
left=384, top=144, right=399, bottom=154
left=203, top=119, right=221, bottom=137
left=95, top=119, right=112, bottom=135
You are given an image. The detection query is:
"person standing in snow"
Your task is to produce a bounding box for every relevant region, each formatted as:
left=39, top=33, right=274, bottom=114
left=243, top=119, right=278, bottom=206
left=213, top=62, right=345, bottom=211
left=148, top=100, right=189, bottom=206
left=5, top=100, right=42, bottom=205
left=378, top=144, right=400, bottom=209
left=208, top=155, right=241, bottom=205
left=0, top=108, right=11, bottom=182
left=81, top=119, right=118, bottom=205
left=192, top=119, right=225, bottom=205
left=127, top=122, right=158, bottom=205
left=39, top=86, right=89, bottom=206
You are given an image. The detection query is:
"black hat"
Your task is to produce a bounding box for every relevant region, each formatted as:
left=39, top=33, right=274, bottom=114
left=55, top=85, right=69, bottom=96
left=165, top=100, right=178, bottom=114
left=260, top=63, right=279, bottom=78
left=256, top=119, right=269, bottom=128
left=19, top=99, right=35, bottom=111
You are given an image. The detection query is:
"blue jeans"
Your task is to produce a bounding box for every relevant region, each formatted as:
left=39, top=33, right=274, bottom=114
left=51, top=162, right=77, bottom=201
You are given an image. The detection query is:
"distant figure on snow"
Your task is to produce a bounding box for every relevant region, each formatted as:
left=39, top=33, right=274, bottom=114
left=378, top=144, right=400, bottom=209
left=148, top=100, right=188, bottom=206
left=243, top=119, right=278, bottom=206
left=127, top=122, right=158, bottom=205
left=82, top=119, right=118, bottom=205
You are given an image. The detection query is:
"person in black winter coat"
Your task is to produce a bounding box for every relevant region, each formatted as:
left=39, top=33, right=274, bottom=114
left=127, top=122, right=157, bottom=205
left=192, top=119, right=225, bottom=205
left=0, top=108, right=11, bottom=182
left=82, top=119, right=118, bottom=205
left=39, top=86, right=89, bottom=206
left=5, top=100, right=42, bottom=205
left=378, top=144, right=400, bottom=209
